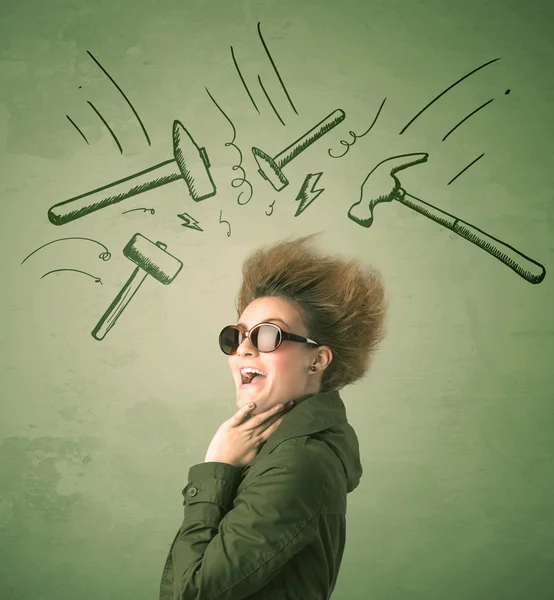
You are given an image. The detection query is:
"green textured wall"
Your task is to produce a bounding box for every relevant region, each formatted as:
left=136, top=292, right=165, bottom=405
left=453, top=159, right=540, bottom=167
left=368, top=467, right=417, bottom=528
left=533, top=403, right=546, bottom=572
left=1, top=0, right=553, bottom=598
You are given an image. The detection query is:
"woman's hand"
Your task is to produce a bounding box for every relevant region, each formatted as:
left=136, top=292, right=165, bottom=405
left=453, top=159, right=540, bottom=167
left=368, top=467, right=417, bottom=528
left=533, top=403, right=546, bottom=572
left=204, top=400, right=294, bottom=468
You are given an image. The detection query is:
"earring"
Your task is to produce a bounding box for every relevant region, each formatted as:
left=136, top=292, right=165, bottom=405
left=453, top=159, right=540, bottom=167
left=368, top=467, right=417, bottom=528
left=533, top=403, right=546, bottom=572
left=310, top=366, right=317, bottom=372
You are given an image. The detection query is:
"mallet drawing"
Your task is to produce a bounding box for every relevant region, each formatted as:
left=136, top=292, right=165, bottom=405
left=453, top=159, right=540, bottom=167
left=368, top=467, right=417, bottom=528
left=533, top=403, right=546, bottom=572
left=347, top=153, right=546, bottom=284
left=252, top=109, right=345, bottom=191
left=92, top=233, right=183, bottom=340
left=48, top=122, right=216, bottom=226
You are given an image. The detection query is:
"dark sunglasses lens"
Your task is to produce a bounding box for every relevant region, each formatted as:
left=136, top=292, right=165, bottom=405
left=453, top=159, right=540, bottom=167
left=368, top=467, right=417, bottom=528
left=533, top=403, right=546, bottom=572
left=219, top=324, right=282, bottom=354
left=219, top=327, right=241, bottom=355
left=252, top=324, right=281, bottom=352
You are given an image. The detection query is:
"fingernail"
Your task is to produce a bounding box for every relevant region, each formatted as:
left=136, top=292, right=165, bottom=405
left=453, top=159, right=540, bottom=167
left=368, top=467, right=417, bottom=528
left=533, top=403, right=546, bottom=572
left=248, top=403, right=255, bottom=409
left=287, top=400, right=294, bottom=408
left=276, top=404, right=284, bottom=411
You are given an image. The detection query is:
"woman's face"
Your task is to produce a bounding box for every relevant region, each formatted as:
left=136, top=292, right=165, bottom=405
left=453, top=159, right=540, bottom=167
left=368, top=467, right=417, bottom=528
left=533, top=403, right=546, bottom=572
left=229, top=296, right=322, bottom=415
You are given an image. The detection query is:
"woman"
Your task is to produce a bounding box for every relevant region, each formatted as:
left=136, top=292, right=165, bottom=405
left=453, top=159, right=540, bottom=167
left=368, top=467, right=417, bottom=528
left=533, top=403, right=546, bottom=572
left=159, top=232, right=387, bottom=599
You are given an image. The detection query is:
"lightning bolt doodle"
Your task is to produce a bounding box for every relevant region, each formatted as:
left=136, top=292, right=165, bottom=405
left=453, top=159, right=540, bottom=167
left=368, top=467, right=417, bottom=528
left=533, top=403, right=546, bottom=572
left=177, top=212, right=204, bottom=232
left=294, top=172, right=325, bottom=217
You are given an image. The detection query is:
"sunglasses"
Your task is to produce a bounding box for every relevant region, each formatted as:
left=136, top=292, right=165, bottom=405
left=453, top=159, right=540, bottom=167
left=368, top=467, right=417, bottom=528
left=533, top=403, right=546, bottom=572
left=219, top=322, right=320, bottom=355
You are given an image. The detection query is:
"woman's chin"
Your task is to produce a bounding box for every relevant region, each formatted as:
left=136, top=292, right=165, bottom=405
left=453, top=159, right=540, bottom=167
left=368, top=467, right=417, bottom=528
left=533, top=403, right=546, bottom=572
left=236, top=380, right=267, bottom=406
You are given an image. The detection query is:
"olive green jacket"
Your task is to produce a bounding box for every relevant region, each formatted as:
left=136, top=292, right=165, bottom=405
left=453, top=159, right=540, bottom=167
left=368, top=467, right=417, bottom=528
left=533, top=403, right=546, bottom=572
left=159, top=389, right=363, bottom=600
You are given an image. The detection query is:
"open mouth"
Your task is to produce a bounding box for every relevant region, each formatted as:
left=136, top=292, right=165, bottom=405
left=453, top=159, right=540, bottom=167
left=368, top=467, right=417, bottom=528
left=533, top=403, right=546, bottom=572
left=240, top=373, right=266, bottom=387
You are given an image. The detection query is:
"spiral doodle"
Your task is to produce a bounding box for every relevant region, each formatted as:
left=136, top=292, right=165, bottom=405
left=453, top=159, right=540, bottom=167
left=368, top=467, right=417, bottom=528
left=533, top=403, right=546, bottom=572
left=328, top=97, right=386, bottom=159
left=205, top=87, right=253, bottom=205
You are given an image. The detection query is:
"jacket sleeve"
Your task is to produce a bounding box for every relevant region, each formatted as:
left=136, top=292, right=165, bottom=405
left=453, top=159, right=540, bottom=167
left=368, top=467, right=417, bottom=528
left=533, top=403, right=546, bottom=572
left=170, top=444, right=326, bottom=599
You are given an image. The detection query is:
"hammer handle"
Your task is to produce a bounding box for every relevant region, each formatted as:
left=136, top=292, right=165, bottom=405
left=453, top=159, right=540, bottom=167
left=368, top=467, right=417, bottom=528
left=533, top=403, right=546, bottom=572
left=48, top=159, right=181, bottom=226
left=274, top=109, right=346, bottom=168
left=91, top=266, right=148, bottom=340
left=397, top=188, right=546, bottom=284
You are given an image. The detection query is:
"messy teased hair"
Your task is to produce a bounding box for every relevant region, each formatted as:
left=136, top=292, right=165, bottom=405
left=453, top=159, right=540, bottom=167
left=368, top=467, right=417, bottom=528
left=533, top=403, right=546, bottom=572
left=235, top=232, right=388, bottom=392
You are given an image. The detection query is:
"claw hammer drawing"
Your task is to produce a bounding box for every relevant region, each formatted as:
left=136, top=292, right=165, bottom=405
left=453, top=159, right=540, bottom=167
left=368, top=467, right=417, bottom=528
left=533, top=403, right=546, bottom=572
left=348, top=153, right=546, bottom=284
left=48, top=122, right=216, bottom=226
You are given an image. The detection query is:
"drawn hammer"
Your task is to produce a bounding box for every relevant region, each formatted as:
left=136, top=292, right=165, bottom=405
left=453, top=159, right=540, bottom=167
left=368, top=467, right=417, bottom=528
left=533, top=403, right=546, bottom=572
left=252, top=109, right=345, bottom=191
left=347, top=153, right=546, bottom=284
left=48, top=121, right=216, bottom=226
left=92, top=233, right=183, bottom=340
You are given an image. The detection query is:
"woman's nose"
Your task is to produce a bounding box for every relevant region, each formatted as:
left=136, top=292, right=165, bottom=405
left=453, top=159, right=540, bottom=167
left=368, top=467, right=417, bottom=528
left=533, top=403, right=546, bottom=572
left=236, top=334, right=257, bottom=355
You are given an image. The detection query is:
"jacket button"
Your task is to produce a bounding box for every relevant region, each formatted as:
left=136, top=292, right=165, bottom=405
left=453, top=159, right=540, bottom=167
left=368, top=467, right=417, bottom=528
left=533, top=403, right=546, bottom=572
left=187, top=486, right=198, bottom=497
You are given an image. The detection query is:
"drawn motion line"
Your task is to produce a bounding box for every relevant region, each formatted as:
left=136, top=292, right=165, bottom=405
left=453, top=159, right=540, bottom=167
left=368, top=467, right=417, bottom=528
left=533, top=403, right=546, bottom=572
left=41, top=269, right=102, bottom=284
left=231, top=46, right=260, bottom=114
left=87, top=100, right=123, bottom=154
left=447, top=153, right=485, bottom=185
left=122, top=208, right=156, bottom=215
left=258, top=75, right=286, bottom=126
left=22, top=237, right=111, bottom=264
left=66, top=115, right=90, bottom=145
left=442, top=99, right=494, bottom=141
left=399, top=57, right=501, bottom=134
left=257, top=22, right=298, bottom=115
left=86, top=50, right=151, bottom=145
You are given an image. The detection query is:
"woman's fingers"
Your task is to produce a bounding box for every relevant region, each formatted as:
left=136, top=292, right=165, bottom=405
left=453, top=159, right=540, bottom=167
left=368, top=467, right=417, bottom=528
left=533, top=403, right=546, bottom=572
left=231, top=400, right=294, bottom=429
left=245, top=402, right=293, bottom=431
left=230, top=402, right=256, bottom=426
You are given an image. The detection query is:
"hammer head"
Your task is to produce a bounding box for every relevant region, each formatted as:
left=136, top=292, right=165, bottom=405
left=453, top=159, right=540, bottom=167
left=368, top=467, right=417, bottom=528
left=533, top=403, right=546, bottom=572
left=123, top=233, right=183, bottom=284
left=252, top=147, right=289, bottom=191
left=173, top=121, right=217, bottom=202
left=347, top=152, right=429, bottom=228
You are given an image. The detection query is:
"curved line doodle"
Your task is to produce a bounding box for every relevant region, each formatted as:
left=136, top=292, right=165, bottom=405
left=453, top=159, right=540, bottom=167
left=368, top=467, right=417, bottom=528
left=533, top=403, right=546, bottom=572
left=86, top=50, right=151, bottom=145
left=205, top=87, right=253, bottom=205
left=219, top=210, right=231, bottom=237
left=265, top=200, right=275, bottom=216
left=41, top=269, right=103, bottom=284
left=21, top=237, right=112, bottom=264
left=257, top=22, right=298, bottom=115
left=328, top=97, right=386, bottom=159
left=87, top=100, right=123, bottom=154
left=257, top=74, right=286, bottom=126
left=122, top=208, right=156, bottom=215
left=399, top=57, right=501, bottom=134
left=442, top=98, right=495, bottom=141
left=447, top=153, right=485, bottom=185
left=66, top=115, right=90, bottom=145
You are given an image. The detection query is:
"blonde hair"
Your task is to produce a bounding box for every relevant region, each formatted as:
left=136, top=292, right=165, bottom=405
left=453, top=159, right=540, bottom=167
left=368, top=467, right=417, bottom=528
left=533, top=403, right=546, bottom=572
left=235, top=232, right=388, bottom=392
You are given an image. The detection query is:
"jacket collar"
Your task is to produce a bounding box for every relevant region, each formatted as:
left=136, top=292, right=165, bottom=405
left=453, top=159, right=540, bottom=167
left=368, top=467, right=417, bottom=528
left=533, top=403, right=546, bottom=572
left=260, top=388, right=348, bottom=455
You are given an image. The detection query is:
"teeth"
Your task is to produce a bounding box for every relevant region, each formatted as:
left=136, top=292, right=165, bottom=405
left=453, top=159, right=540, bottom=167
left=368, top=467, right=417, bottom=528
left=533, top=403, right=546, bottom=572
left=240, top=367, right=267, bottom=377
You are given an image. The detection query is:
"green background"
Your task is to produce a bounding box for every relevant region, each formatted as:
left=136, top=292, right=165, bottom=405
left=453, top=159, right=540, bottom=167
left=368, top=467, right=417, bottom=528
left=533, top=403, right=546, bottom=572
left=1, top=0, right=553, bottom=598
